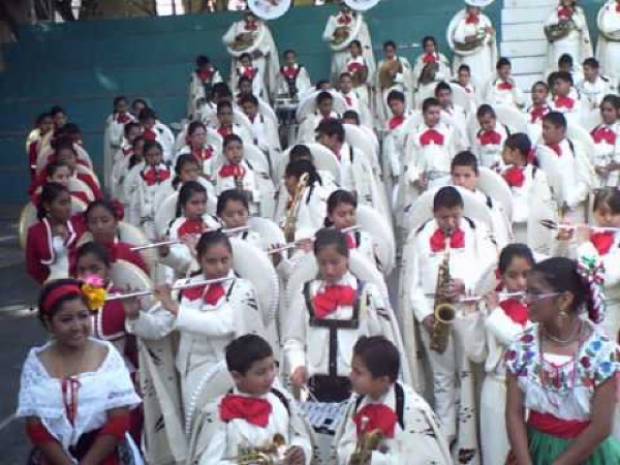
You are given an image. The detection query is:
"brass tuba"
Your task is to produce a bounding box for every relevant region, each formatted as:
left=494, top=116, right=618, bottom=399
left=544, top=21, right=575, bottom=42
left=283, top=172, right=310, bottom=243
left=454, top=28, right=487, bottom=53
left=430, top=238, right=456, bottom=354
left=378, top=59, right=403, bottom=90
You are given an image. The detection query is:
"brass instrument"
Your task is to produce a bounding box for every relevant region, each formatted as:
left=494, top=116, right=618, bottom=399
left=332, top=26, right=351, bottom=47
left=231, top=32, right=256, bottom=52
left=454, top=28, right=487, bottom=52
left=234, top=173, right=245, bottom=192
left=349, top=418, right=385, bottom=465
left=378, top=59, right=403, bottom=90
left=544, top=21, right=575, bottom=42
left=228, top=434, right=287, bottom=465
left=283, top=172, right=309, bottom=243
left=430, top=238, right=456, bottom=354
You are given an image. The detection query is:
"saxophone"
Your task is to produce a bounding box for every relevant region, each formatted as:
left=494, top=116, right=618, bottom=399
left=229, top=434, right=286, bottom=465
left=430, top=236, right=456, bottom=354
left=349, top=418, right=385, bottom=465
left=283, top=172, right=309, bottom=243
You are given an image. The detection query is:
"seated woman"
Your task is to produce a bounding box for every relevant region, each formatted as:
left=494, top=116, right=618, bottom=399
left=16, top=279, right=142, bottom=465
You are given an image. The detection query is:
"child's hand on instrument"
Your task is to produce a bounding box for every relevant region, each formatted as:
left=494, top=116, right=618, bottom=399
left=122, top=290, right=141, bottom=320
left=290, top=366, right=308, bottom=389
left=154, top=284, right=179, bottom=316
left=284, top=446, right=305, bottom=465
left=422, top=315, right=436, bottom=334
left=158, top=239, right=170, bottom=258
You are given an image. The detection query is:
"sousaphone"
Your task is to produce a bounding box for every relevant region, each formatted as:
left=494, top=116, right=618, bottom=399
left=248, top=0, right=291, bottom=20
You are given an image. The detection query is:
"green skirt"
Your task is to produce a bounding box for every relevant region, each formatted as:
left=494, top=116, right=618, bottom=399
left=528, top=427, right=620, bottom=465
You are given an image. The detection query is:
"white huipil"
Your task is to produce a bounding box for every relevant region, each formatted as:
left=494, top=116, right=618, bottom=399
left=408, top=217, right=496, bottom=452
left=126, top=271, right=265, bottom=413
left=334, top=382, right=452, bottom=465
left=198, top=388, right=314, bottom=465
left=222, top=19, right=280, bottom=99
left=591, top=122, right=620, bottom=186
left=544, top=6, right=593, bottom=70
left=451, top=10, right=497, bottom=89
left=596, top=0, right=620, bottom=80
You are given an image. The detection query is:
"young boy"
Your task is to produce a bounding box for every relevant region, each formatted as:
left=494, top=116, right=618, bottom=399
left=382, top=90, right=412, bottom=181
left=374, top=41, right=413, bottom=125
left=484, top=57, right=525, bottom=109
left=210, top=100, right=252, bottom=144
left=196, top=335, right=313, bottom=465
left=233, top=52, right=264, bottom=99
left=435, top=81, right=468, bottom=149
left=451, top=150, right=512, bottom=249
left=297, top=91, right=340, bottom=143
left=548, top=71, right=582, bottom=126
left=239, top=94, right=280, bottom=153
left=528, top=81, right=551, bottom=125
left=473, top=104, right=510, bottom=171
left=576, top=57, right=616, bottom=111
left=335, top=336, right=451, bottom=465
left=188, top=54, right=223, bottom=119
left=276, top=49, right=312, bottom=101
left=138, top=107, right=175, bottom=162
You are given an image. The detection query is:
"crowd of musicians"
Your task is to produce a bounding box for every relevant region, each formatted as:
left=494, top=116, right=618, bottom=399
left=15, top=0, right=620, bottom=464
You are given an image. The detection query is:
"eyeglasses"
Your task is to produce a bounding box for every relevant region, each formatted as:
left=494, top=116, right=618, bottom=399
left=523, top=292, right=561, bottom=303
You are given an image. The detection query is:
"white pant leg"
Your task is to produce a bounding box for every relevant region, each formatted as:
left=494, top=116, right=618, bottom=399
left=481, top=375, right=510, bottom=465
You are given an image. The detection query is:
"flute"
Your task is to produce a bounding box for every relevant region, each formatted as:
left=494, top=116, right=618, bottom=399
left=130, top=226, right=250, bottom=251
left=267, top=225, right=361, bottom=255
left=425, top=291, right=525, bottom=304
left=106, top=276, right=235, bottom=301
left=539, top=219, right=620, bottom=234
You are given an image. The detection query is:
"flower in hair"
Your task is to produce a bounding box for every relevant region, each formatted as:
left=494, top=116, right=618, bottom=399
left=576, top=255, right=606, bottom=324
left=81, top=275, right=107, bottom=312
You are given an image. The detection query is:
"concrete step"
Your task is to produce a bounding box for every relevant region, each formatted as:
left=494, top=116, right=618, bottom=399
left=505, top=0, right=556, bottom=7
left=503, top=22, right=546, bottom=41
left=501, top=39, right=548, bottom=57
left=509, top=55, right=547, bottom=74
left=502, top=7, right=553, bottom=24
left=514, top=73, right=544, bottom=90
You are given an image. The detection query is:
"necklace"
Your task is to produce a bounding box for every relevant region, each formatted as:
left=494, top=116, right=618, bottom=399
left=542, top=319, right=582, bottom=346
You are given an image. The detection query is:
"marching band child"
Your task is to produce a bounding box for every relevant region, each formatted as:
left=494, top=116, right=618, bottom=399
left=324, top=189, right=377, bottom=267
left=33, top=163, right=91, bottom=205
left=215, top=134, right=261, bottom=215
left=210, top=100, right=253, bottom=144
left=138, top=107, right=175, bottom=162
left=26, top=182, right=85, bottom=284
left=549, top=71, right=583, bottom=125
left=544, top=0, right=592, bottom=71
left=51, top=139, right=102, bottom=200
left=198, top=334, right=313, bottom=465
left=473, top=104, right=510, bottom=171
left=176, top=121, right=217, bottom=179
left=435, top=81, right=469, bottom=149
left=577, top=57, right=616, bottom=112
left=216, top=189, right=262, bottom=249
left=335, top=336, right=451, bottom=465
left=233, top=53, right=264, bottom=99
left=27, top=112, right=54, bottom=182
left=239, top=94, right=281, bottom=153
left=160, top=181, right=221, bottom=277
left=188, top=54, right=223, bottom=120
left=105, top=96, right=136, bottom=158
left=382, top=90, right=411, bottom=182
left=276, top=49, right=312, bottom=101
left=591, top=94, right=620, bottom=186
left=454, top=64, right=477, bottom=102
left=297, top=91, right=340, bottom=144
left=374, top=41, right=413, bottom=124
left=111, top=122, right=143, bottom=201
left=338, top=72, right=362, bottom=115
left=345, top=40, right=371, bottom=110
left=115, top=135, right=145, bottom=206
left=484, top=57, right=525, bottom=109
left=282, top=228, right=398, bottom=403
left=412, top=36, right=451, bottom=90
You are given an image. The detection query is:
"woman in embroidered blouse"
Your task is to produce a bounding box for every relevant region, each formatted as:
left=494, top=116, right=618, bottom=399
left=505, top=251, right=620, bottom=465
left=16, top=279, right=141, bottom=465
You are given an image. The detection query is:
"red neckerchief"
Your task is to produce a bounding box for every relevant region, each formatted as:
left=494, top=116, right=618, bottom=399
left=430, top=228, right=465, bottom=252
left=245, top=20, right=258, bottom=31
left=503, top=166, right=526, bottom=188
left=281, top=65, right=300, bottom=81
left=389, top=115, right=405, bottom=131
left=500, top=298, right=529, bottom=326
left=554, top=95, right=575, bottom=110
left=530, top=105, right=550, bottom=123
left=558, top=6, right=574, bottom=21
left=546, top=142, right=563, bottom=157
left=423, top=53, right=438, bottom=64
left=420, top=128, right=445, bottom=146
left=142, top=166, right=170, bottom=186
left=497, top=81, right=513, bottom=91
left=592, top=126, right=617, bottom=146
left=313, top=284, right=357, bottom=319
left=143, top=127, right=157, bottom=141
left=345, top=232, right=357, bottom=249
left=465, top=12, right=480, bottom=24
left=354, top=404, right=397, bottom=439
left=240, top=66, right=258, bottom=80
left=220, top=394, right=272, bottom=427
left=182, top=282, right=226, bottom=305
left=479, top=129, right=502, bottom=146
left=198, top=67, right=214, bottom=82
left=178, top=218, right=205, bottom=238
left=193, top=146, right=214, bottom=161
left=218, top=125, right=233, bottom=138
left=347, top=61, right=366, bottom=75
left=219, top=164, right=246, bottom=178
left=116, top=113, right=132, bottom=124
left=338, top=13, right=352, bottom=25
left=591, top=231, right=615, bottom=255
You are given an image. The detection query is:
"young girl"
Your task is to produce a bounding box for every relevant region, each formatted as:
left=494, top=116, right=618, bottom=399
left=27, top=112, right=54, bottom=183
left=112, top=134, right=145, bottom=204
left=591, top=94, right=620, bottom=187
left=125, top=140, right=171, bottom=239
left=324, top=189, right=377, bottom=268
left=50, top=140, right=103, bottom=200
left=281, top=228, right=398, bottom=403
left=175, top=121, right=217, bottom=180
left=527, top=81, right=551, bottom=142
left=474, top=104, right=510, bottom=171
left=129, top=230, right=265, bottom=411
left=81, top=199, right=149, bottom=275
left=31, top=163, right=91, bottom=205
left=216, top=188, right=262, bottom=249
left=26, top=183, right=85, bottom=284
left=215, top=134, right=261, bottom=215
left=188, top=54, right=223, bottom=120
left=16, top=279, right=142, bottom=465
left=505, top=254, right=620, bottom=465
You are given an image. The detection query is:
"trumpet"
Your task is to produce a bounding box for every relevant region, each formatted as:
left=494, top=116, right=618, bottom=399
left=539, top=219, right=620, bottom=234
left=267, top=225, right=360, bottom=255
left=106, top=276, right=235, bottom=301
left=130, top=226, right=250, bottom=251
left=225, top=434, right=287, bottom=465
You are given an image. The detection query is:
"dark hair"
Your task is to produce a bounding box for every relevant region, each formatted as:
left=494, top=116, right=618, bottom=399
left=225, top=334, right=273, bottom=375
left=433, top=186, right=464, bottom=212
left=50, top=105, right=66, bottom=116
left=476, top=104, right=496, bottom=120
left=173, top=154, right=200, bottom=189
left=37, top=182, right=69, bottom=220
left=350, top=39, right=362, bottom=49
left=325, top=189, right=357, bottom=227
left=113, top=95, right=128, bottom=108
left=239, top=52, right=252, bottom=62
left=383, top=40, right=396, bottom=50
left=196, top=54, right=210, bottom=67
left=212, top=82, right=232, bottom=100
left=387, top=90, right=405, bottom=103
left=284, top=159, right=323, bottom=188
left=36, top=112, right=52, bottom=125
left=289, top=144, right=313, bottom=162
left=124, top=122, right=141, bottom=138
left=531, top=81, right=549, bottom=93
left=558, top=53, right=574, bottom=67
left=313, top=227, right=348, bottom=257
left=187, top=120, right=206, bottom=138
left=342, top=110, right=360, bottom=124
left=457, top=64, right=471, bottom=74
left=593, top=187, right=620, bottom=215
left=601, top=94, right=620, bottom=110
left=422, top=97, right=440, bottom=113
left=139, top=107, right=157, bottom=122
left=317, top=119, right=344, bottom=142
left=131, top=98, right=149, bottom=109
left=217, top=100, right=233, bottom=113
left=496, top=57, right=511, bottom=70
left=339, top=72, right=353, bottom=81
left=583, top=57, right=599, bottom=69
left=75, top=242, right=112, bottom=270
left=283, top=49, right=296, bottom=57
left=451, top=150, right=479, bottom=175
left=542, top=111, right=567, bottom=130
left=196, top=229, right=232, bottom=260
left=45, top=162, right=69, bottom=178
left=176, top=181, right=207, bottom=217
left=37, top=278, right=87, bottom=323
left=52, top=136, right=77, bottom=154
left=353, top=336, right=400, bottom=382
left=132, top=135, right=145, bottom=151
left=315, top=79, right=330, bottom=90
left=85, top=199, right=122, bottom=222
left=504, top=133, right=532, bottom=159
left=143, top=140, right=163, bottom=158
left=435, top=81, right=452, bottom=96
left=552, top=70, right=574, bottom=86
left=531, top=257, right=587, bottom=315
left=498, top=243, right=535, bottom=275
left=422, top=36, right=437, bottom=48
left=239, top=94, right=259, bottom=107
left=223, top=133, right=243, bottom=149
left=316, top=91, right=333, bottom=105
left=216, top=189, right=250, bottom=216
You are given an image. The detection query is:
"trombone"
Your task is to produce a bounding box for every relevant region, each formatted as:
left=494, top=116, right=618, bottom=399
left=130, top=226, right=250, bottom=251
left=106, top=276, right=235, bottom=301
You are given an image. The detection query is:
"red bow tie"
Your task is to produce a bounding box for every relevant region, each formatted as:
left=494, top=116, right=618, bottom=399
left=592, top=126, right=617, bottom=146
left=466, top=13, right=480, bottom=24
left=554, top=95, right=575, bottom=110
left=178, top=219, right=205, bottom=238
left=547, top=143, right=563, bottom=157
left=347, top=61, right=365, bottom=75
left=193, top=146, right=214, bottom=162
left=218, top=126, right=233, bottom=138
left=420, top=128, right=445, bottom=146
left=345, top=232, right=357, bottom=250
left=389, top=115, right=405, bottom=131
left=281, top=65, right=299, bottom=81
left=430, top=228, right=465, bottom=252
left=497, top=81, right=513, bottom=91
left=591, top=231, right=615, bottom=256
left=503, top=166, right=525, bottom=188
left=182, top=282, right=226, bottom=305
left=143, top=127, right=157, bottom=141
left=116, top=113, right=131, bottom=124
left=241, top=67, right=257, bottom=80
left=338, top=14, right=352, bottom=25
left=198, top=68, right=214, bottom=82
left=423, top=53, right=438, bottom=64
left=220, top=395, right=272, bottom=427
left=479, top=130, right=502, bottom=146
left=219, top=164, right=246, bottom=179
left=354, top=404, right=397, bottom=439
left=558, top=6, right=573, bottom=20
left=530, top=105, right=549, bottom=123
left=500, top=298, right=529, bottom=326
left=313, top=285, right=357, bottom=319
left=142, top=167, right=170, bottom=186
left=245, top=20, right=258, bottom=31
